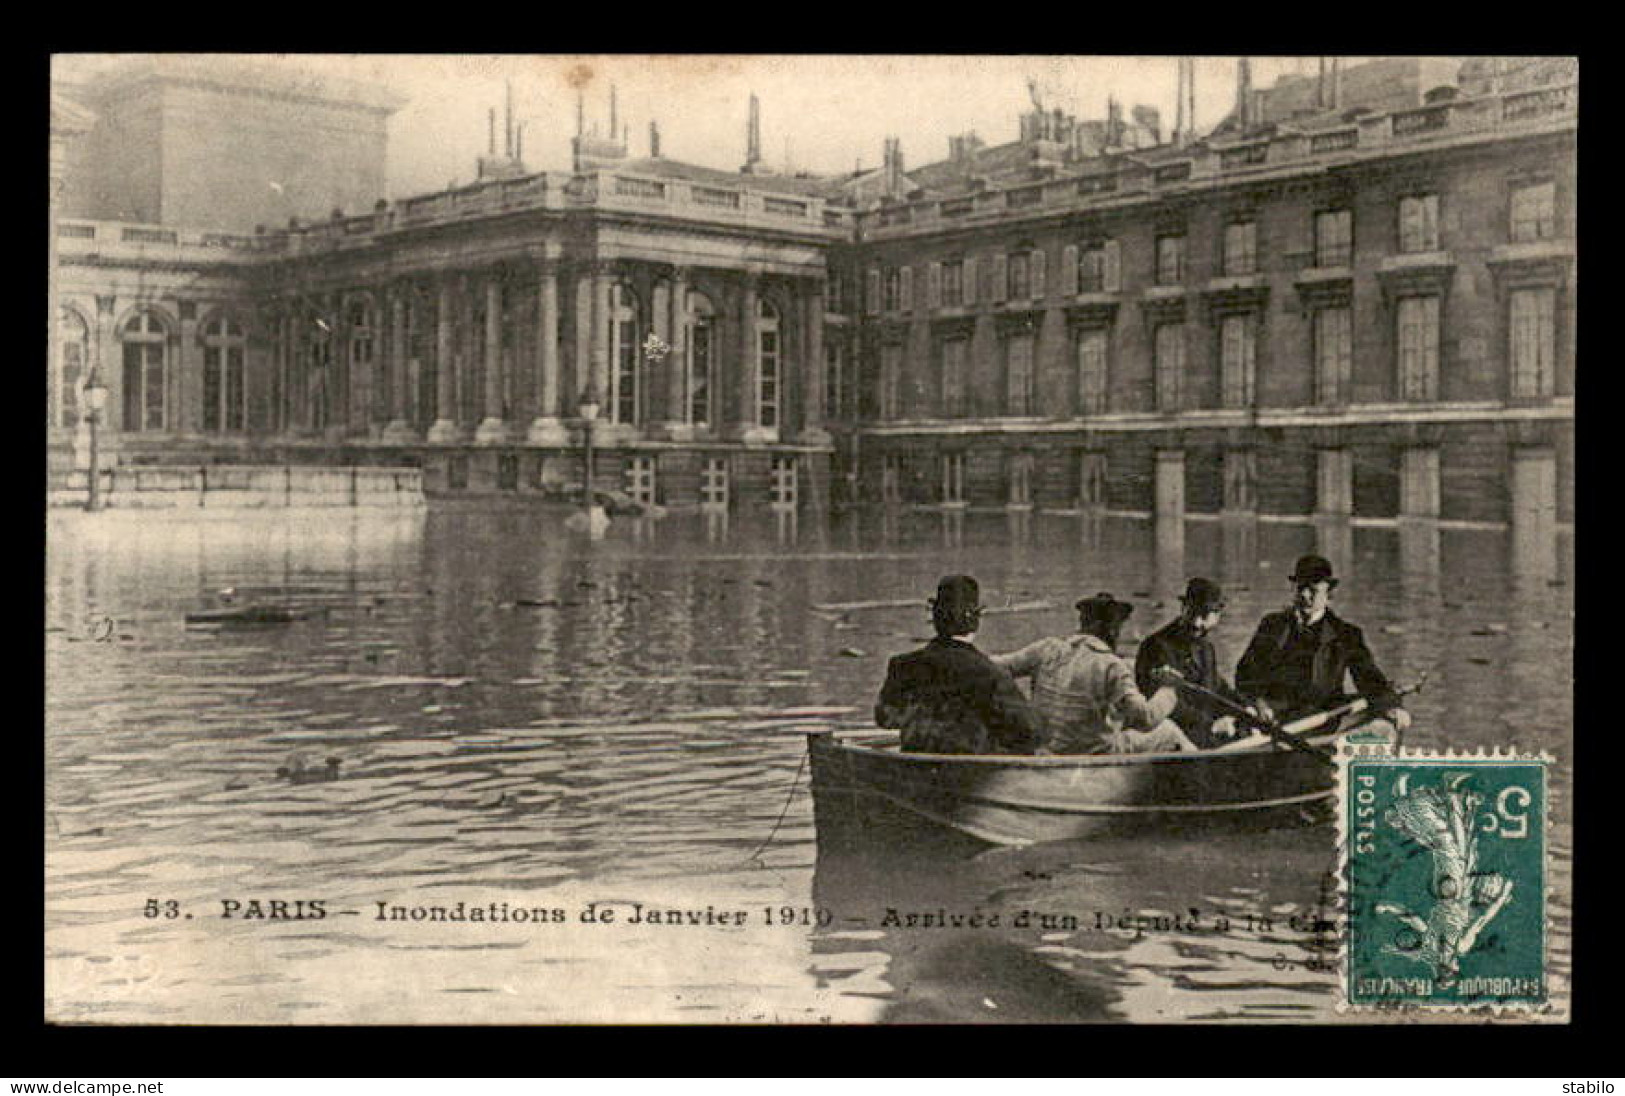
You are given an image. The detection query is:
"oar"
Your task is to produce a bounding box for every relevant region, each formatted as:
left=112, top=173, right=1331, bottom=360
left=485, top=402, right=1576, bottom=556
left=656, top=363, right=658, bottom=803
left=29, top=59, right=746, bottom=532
left=1151, top=670, right=1330, bottom=761
left=1210, top=672, right=1431, bottom=754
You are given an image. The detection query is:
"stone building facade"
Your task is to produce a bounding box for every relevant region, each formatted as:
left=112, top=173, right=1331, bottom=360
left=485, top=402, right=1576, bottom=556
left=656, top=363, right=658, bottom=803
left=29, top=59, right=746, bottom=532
left=49, top=57, right=1576, bottom=556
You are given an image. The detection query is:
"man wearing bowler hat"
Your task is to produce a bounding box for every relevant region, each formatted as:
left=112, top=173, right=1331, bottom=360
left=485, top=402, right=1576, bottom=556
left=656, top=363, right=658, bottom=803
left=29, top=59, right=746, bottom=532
left=875, top=575, right=1043, bottom=754
left=1135, top=577, right=1250, bottom=749
left=994, top=592, right=1194, bottom=755
left=1235, top=554, right=1411, bottom=735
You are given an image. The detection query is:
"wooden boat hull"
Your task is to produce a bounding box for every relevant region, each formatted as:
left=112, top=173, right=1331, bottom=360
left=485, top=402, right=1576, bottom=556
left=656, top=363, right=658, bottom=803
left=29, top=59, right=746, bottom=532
left=807, top=730, right=1342, bottom=848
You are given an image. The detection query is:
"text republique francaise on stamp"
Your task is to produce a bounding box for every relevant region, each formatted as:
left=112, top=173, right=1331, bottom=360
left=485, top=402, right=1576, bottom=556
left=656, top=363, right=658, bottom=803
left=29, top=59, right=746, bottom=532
left=1338, top=742, right=1553, bottom=1014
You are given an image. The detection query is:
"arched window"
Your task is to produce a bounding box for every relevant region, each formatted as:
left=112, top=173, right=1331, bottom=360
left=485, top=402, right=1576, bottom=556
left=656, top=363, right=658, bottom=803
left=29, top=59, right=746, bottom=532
left=54, top=307, right=89, bottom=429
left=608, top=282, right=641, bottom=426
left=757, top=298, right=780, bottom=430
left=201, top=313, right=247, bottom=432
left=121, top=310, right=168, bottom=432
left=687, top=291, right=716, bottom=428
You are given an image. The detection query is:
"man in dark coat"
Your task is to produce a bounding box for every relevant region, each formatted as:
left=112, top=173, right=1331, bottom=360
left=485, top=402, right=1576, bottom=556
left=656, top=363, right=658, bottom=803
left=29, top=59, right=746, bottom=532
left=1135, top=577, right=1249, bottom=749
left=1235, top=555, right=1412, bottom=735
left=875, top=575, right=1043, bottom=755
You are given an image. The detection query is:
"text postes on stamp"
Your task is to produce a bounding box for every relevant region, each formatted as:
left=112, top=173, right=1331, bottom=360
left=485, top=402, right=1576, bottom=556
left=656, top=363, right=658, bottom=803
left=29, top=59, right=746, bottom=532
left=1341, top=747, right=1550, bottom=1012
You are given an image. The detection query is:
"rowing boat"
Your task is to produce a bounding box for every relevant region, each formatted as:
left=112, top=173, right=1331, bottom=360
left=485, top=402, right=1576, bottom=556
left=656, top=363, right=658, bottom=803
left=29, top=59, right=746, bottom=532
left=807, top=715, right=1379, bottom=848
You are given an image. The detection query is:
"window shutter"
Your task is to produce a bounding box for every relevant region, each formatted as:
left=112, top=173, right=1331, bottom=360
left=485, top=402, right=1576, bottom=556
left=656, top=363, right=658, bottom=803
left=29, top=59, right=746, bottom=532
left=1032, top=249, right=1047, bottom=299
left=900, top=266, right=914, bottom=313
left=1102, top=239, right=1122, bottom=293
left=963, top=257, right=978, bottom=305
left=992, top=254, right=1008, bottom=303
left=865, top=268, right=880, bottom=315
left=1062, top=245, right=1079, bottom=296
left=927, top=262, right=942, bottom=308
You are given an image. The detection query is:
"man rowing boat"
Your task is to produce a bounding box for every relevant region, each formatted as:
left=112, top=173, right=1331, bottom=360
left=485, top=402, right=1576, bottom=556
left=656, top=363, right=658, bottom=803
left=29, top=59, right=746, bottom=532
left=1134, top=577, right=1249, bottom=749
left=875, top=575, right=1044, bottom=755
left=1234, top=555, right=1412, bottom=738
left=994, top=592, right=1195, bottom=755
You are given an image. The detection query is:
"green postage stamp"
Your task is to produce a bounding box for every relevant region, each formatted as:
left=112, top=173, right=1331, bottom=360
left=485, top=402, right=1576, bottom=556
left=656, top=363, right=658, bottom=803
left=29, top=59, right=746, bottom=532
left=1339, top=744, right=1552, bottom=1013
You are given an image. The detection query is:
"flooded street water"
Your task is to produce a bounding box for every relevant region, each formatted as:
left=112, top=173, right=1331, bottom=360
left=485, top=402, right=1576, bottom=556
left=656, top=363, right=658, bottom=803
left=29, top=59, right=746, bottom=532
left=45, top=503, right=1573, bottom=1024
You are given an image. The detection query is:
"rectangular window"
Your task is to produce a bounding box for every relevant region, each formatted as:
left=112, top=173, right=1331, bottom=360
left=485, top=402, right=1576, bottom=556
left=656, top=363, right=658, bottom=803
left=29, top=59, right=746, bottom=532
left=1077, top=328, right=1108, bottom=414
left=883, top=268, right=901, bottom=312
left=824, top=340, right=843, bottom=420
left=882, top=454, right=902, bottom=504
left=625, top=456, right=657, bottom=506
left=880, top=343, right=903, bottom=419
left=941, top=338, right=968, bottom=417
left=942, top=260, right=964, bottom=307
left=1509, top=287, right=1557, bottom=398
left=942, top=453, right=965, bottom=505
left=700, top=457, right=729, bottom=510
left=1154, top=323, right=1185, bottom=411
left=1220, top=314, right=1257, bottom=408
left=1005, top=333, right=1035, bottom=415
left=1155, top=235, right=1186, bottom=285
left=827, top=271, right=846, bottom=313
left=1314, top=209, right=1353, bottom=267
left=770, top=456, right=797, bottom=509
left=1314, top=307, right=1353, bottom=405
left=1223, top=221, right=1258, bottom=276
left=1078, top=245, right=1106, bottom=293
left=1397, top=296, right=1441, bottom=401
left=758, top=328, right=779, bottom=428
left=1510, top=181, right=1557, bottom=243
left=1007, top=251, right=1031, bottom=300
left=1398, top=194, right=1440, bottom=254
left=864, top=268, right=880, bottom=314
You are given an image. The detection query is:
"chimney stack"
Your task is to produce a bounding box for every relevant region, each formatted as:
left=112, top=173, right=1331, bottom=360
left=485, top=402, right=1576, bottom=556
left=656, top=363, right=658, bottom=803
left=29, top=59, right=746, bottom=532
left=488, top=108, right=496, bottom=155
left=610, top=84, right=619, bottom=142
left=744, top=93, right=762, bottom=171
left=650, top=120, right=662, bottom=158
left=504, top=79, right=514, bottom=157
left=1329, top=58, right=1342, bottom=110
left=1236, top=57, right=1253, bottom=129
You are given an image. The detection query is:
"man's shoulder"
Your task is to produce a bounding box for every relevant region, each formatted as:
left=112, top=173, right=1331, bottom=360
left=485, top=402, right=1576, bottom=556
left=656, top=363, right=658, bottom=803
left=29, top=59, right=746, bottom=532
left=1324, top=611, right=1367, bottom=643
left=1252, top=609, right=1295, bottom=632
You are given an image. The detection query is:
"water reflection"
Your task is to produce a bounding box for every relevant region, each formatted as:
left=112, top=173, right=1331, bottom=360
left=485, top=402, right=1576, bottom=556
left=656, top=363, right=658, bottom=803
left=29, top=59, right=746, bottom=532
left=45, top=503, right=1571, bottom=1023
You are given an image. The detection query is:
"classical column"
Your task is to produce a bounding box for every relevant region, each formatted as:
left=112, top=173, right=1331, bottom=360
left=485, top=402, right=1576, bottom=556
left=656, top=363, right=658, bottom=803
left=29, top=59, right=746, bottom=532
left=655, top=267, right=691, bottom=439
left=383, top=285, right=414, bottom=441
left=526, top=261, right=568, bottom=445
left=427, top=278, right=459, bottom=442
left=1154, top=448, right=1186, bottom=585
left=475, top=273, right=507, bottom=443
left=799, top=281, right=829, bottom=444
left=735, top=272, right=771, bottom=443
left=1510, top=446, right=1558, bottom=580
left=588, top=264, right=611, bottom=406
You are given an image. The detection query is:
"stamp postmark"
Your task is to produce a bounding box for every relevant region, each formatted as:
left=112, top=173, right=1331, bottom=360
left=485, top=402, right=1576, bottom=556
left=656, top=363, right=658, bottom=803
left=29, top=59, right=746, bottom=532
left=1338, top=744, right=1552, bottom=1013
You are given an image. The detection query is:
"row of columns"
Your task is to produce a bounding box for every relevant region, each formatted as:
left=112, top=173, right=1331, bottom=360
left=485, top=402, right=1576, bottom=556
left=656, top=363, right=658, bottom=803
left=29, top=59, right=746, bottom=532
left=1150, top=444, right=1559, bottom=577
left=285, top=262, right=829, bottom=446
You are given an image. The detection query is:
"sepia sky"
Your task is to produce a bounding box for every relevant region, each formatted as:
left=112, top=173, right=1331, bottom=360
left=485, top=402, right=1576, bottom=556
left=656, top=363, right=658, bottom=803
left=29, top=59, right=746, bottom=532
left=59, top=54, right=1377, bottom=199
left=281, top=55, right=1361, bottom=198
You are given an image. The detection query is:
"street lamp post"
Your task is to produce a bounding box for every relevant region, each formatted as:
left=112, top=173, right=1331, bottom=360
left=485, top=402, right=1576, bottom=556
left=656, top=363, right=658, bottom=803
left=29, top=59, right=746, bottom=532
left=83, top=367, right=109, bottom=512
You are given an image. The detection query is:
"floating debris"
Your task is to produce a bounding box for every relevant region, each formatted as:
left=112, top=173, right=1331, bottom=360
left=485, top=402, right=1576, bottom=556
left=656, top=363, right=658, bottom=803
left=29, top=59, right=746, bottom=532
left=838, top=647, right=867, bottom=658
left=1381, top=625, right=1407, bottom=635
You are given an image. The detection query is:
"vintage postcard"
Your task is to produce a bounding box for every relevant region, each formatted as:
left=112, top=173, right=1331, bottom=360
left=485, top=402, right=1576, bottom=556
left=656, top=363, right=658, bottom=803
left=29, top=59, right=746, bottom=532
left=46, top=53, right=1574, bottom=1024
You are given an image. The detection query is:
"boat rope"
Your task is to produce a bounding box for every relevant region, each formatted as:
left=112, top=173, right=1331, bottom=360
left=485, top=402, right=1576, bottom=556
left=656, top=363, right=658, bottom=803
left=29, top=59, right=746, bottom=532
left=744, top=749, right=809, bottom=867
